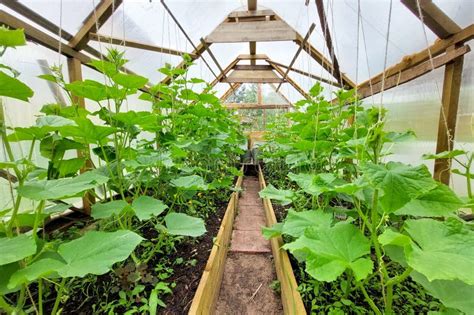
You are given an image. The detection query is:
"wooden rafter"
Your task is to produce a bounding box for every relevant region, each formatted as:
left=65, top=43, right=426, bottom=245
left=402, top=0, right=461, bottom=39
left=209, top=57, right=240, bottom=88
left=0, top=10, right=149, bottom=92
left=315, top=0, right=344, bottom=87
left=267, top=60, right=341, bottom=87
left=276, top=23, right=316, bottom=91
left=358, top=24, right=474, bottom=93
left=357, top=45, right=470, bottom=99
left=1, top=0, right=103, bottom=59
left=160, top=41, right=210, bottom=85
left=220, top=83, right=242, bottom=101
left=69, top=0, right=122, bottom=50
left=270, top=83, right=293, bottom=105
left=296, top=37, right=355, bottom=88
left=89, top=33, right=197, bottom=58
left=271, top=63, right=310, bottom=99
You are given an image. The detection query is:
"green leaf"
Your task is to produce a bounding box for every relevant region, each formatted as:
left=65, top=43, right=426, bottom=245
left=57, top=230, right=143, bottom=277
left=0, top=71, right=34, bottom=101
left=395, top=184, right=464, bottom=217
left=65, top=79, right=109, bottom=101
left=282, top=210, right=333, bottom=237
left=60, top=117, right=116, bottom=144
left=284, top=223, right=372, bottom=282
left=57, top=158, right=86, bottom=177
left=91, top=200, right=129, bottom=220
left=423, top=150, right=466, bottom=160
left=0, top=28, right=26, bottom=47
left=288, top=172, right=344, bottom=196
left=164, top=213, right=206, bottom=237
left=361, top=162, right=437, bottom=213
left=170, top=175, right=208, bottom=190
left=405, top=219, right=474, bottom=285
left=88, top=59, right=118, bottom=77
left=36, top=115, right=76, bottom=128
left=258, top=184, right=295, bottom=205
left=411, top=271, right=474, bottom=315
left=112, top=73, right=148, bottom=89
left=132, top=196, right=168, bottom=221
left=8, top=258, right=64, bottom=288
left=0, top=235, right=37, bottom=266
left=262, top=223, right=283, bottom=239
left=18, top=171, right=108, bottom=200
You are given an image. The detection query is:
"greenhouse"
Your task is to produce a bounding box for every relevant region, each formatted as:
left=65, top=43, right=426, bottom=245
left=0, top=0, right=473, bottom=314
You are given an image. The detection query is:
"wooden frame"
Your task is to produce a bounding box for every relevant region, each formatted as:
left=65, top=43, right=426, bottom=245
left=69, top=0, right=123, bottom=50
left=276, top=23, right=316, bottom=91
left=89, top=33, right=197, bottom=58
left=258, top=166, right=306, bottom=315
left=189, top=172, right=244, bottom=314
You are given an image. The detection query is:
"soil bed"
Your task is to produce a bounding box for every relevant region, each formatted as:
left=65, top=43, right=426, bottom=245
left=161, top=200, right=227, bottom=314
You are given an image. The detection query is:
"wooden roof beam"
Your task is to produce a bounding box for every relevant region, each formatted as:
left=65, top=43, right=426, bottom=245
left=296, top=38, right=355, bottom=88
left=208, top=57, right=240, bottom=88
left=267, top=60, right=341, bottom=87
left=228, top=10, right=274, bottom=19
left=69, top=0, right=122, bottom=50
left=220, top=83, right=242, bottom=101
left=358, top=24, right=474, bottom=93
left=357, top=45, right=470, bottom=99
left=271, top=63, right=310, bottom=99
left=89, top=33, right=197, bottom=58
left=222, top=69, right=283, bottom=83
left=1, top=0, right=103, bottom=59
left=276, top=23, right=315, bottom=91
left=237, top=54, right=269, bottom=60
left=0, top=10, right=149, bottom=93
left=315, top=0, right=344, bottom=87
left=402, top=0, right=461, bottom=39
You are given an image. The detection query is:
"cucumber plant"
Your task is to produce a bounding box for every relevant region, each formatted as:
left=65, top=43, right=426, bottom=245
left=260, top=83, right=473, bottom=314
left=0, top=27, right=244, bottom=313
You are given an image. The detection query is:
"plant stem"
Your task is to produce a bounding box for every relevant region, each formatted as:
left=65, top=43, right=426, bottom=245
left=0, top=296, right=14, bottom=314
left=32, top=200, right=46, bottom=241
left=357, top=282, right=382, bottom=315
left=51, top=277, right=67, bottom=315
left=38, top=278, right=43, bottom=315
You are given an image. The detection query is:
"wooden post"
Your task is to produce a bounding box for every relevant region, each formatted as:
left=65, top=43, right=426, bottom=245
left=434, top=47, right=464, bottom=184
left=67, top=57, right=95, bottom=214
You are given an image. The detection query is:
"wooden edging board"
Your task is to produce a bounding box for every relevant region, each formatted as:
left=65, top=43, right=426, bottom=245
left=258, top=165, right=307, bottom=315
left=188, top=168, right=244, bottom=314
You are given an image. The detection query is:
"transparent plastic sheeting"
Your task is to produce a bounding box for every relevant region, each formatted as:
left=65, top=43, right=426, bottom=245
left=0, top=0, right=472, bottom=201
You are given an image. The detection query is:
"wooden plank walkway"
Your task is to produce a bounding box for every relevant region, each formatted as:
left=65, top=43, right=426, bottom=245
left=215, top=176, right=283, bottom=314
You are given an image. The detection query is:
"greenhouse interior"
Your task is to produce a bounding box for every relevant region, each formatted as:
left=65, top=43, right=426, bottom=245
left=0, top=0, right=473, bottom=314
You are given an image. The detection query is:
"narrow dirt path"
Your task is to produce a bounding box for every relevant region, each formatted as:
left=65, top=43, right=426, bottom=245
left=215, top=176, right=283, bottom=314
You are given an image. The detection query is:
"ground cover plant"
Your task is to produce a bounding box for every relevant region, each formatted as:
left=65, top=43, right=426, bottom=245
left=0, top=27, right=244, bottom=314
left=260, top=83, right=473, bottom=314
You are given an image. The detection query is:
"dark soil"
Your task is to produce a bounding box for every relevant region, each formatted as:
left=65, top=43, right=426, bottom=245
left=160, top=201, right=227, bottom=314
